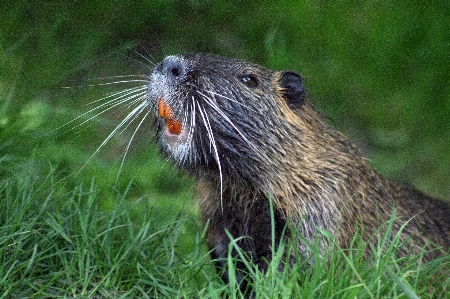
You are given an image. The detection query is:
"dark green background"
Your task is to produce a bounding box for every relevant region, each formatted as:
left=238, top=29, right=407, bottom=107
left=2, top=0, right=449, bottom=215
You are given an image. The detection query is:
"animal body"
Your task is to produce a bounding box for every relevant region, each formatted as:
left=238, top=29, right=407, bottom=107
left=146, top=53, right=450, bottom=286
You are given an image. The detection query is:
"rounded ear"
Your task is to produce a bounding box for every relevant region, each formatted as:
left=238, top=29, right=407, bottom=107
left=278, top=71, right=305, bottom=109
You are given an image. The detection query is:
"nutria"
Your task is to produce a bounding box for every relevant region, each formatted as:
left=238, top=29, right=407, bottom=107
left=147, top=53, right=450, bottom=284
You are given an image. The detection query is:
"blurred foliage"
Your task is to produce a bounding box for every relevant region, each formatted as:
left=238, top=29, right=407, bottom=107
left=1, top=0, right=449, bottom=215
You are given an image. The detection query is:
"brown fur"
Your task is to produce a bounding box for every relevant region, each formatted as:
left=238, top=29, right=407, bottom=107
left=148, top=53, right=450, bottom=284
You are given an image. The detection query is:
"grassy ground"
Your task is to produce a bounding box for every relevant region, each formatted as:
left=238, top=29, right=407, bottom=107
left=1, top=165, right=449, bottom=297
left=1, top=1, right=450, bottom=297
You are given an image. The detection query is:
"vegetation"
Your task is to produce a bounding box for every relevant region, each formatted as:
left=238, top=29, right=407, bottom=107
left=1, top=167, right=449, bottom=297
left=1, top=1, right=449, bottom=297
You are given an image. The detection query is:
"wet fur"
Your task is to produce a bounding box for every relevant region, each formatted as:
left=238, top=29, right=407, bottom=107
left=100, top=52, right=450, bottom=285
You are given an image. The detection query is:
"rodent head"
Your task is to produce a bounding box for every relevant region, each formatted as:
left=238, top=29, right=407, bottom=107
left=148, top=53, right=310, bottom=187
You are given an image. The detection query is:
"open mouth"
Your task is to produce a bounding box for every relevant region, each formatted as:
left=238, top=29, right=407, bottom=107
left=158, top=97, right=182, bottom=135
left=158, top=97, right=190, bottom=147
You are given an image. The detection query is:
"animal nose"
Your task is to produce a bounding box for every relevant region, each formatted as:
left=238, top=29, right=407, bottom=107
left=157, top=56, right=185, bottom=79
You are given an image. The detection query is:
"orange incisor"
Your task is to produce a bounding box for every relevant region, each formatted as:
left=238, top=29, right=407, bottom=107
left=158, top=98, right=182, bottom=135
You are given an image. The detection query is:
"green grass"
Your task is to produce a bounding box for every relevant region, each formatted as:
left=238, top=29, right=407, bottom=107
left=0, top=162, right=213, bottom=298
left=1, top=163, right=449, bottom=298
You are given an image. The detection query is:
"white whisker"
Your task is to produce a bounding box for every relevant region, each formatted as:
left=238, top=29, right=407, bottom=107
left=198, top=91, right=264, bottom=157
left=84, top=85, right=147, bottom=107
left=61, top=79, right=148, bottom=89
left=72, top=89, right=147, bottom=135
left=188, top=96, right=197, bottom=165
left=197, top=101, right=224, bottom=211
left=114, top=47, right=156, bottom=70
left=205, top=90, right=259, bottom=114
left=115, top=104, right=150, bottom=182
left=115, top=95, right=148, bottom=135
left=132, top=42, right=158, bottom=66
left=39, top=86, right=147, bottom=138
left=78, top=100, right=149, bottom=174
left=85, top=74, right=149, bottom=81
left=177, top=96, right=192, bottom=166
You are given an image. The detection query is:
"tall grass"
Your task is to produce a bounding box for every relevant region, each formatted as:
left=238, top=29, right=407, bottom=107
left=2, top=161, right=449, bottom=298
left=211, top=200, right=450, bottom=298
left=0, top=162, right=213, bottom=298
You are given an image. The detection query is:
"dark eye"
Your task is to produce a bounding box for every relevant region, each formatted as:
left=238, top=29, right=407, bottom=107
left=238, top=75, right=258, bottom=87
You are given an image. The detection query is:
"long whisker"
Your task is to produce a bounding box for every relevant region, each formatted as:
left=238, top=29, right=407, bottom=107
left=62, top=79, right=148, bottom=88
left=78, top=99, right=149, bottom=174
left=75, top=88, right=147, bottom=137
left=188, top=96, right=197, bottom=165
left=198, top=91, right=264, bottom=157
left=176, top=95, right=193, bottom=166
left=114, top=46, right=157, bottom=70
left=205, top=90, right=259, bottom=114
left=115, top=103, right=150, bottom=183
left=115, top=95, right=149, bottom=135
left=197, top=101, right=224, bottom=212
left=42, top=86, right=147, bottom=137
left=85, top=74, right=149, bottom=82
left=132, top=41, right=158, bottom=66
left=84, top=85, right=147, bottom=107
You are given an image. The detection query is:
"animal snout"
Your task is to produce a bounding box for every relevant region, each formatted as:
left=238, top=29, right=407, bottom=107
left=157, top=56, right=185, bottom=79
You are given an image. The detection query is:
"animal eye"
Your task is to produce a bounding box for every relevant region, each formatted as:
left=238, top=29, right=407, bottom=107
left=238, top=75, right=258, bottom=87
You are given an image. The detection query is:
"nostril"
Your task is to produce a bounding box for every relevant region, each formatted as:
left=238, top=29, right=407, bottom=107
left=170, top=66, right=181, bottom=77
left=158, top=56, right=185, bottom=79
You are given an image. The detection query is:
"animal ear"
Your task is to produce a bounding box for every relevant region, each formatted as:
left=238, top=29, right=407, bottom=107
left=278, top=71, right=305, bottom=109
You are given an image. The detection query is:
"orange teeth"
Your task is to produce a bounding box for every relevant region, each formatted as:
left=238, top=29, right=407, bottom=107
left=167, top=117, right=182, bottom=135
left=158, top=97, right=182, bottom=135
left=158, top=97, right=172, bottom=118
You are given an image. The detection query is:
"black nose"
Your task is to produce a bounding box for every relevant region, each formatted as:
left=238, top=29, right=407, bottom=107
left=157, top=56, right=185, bottom=79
